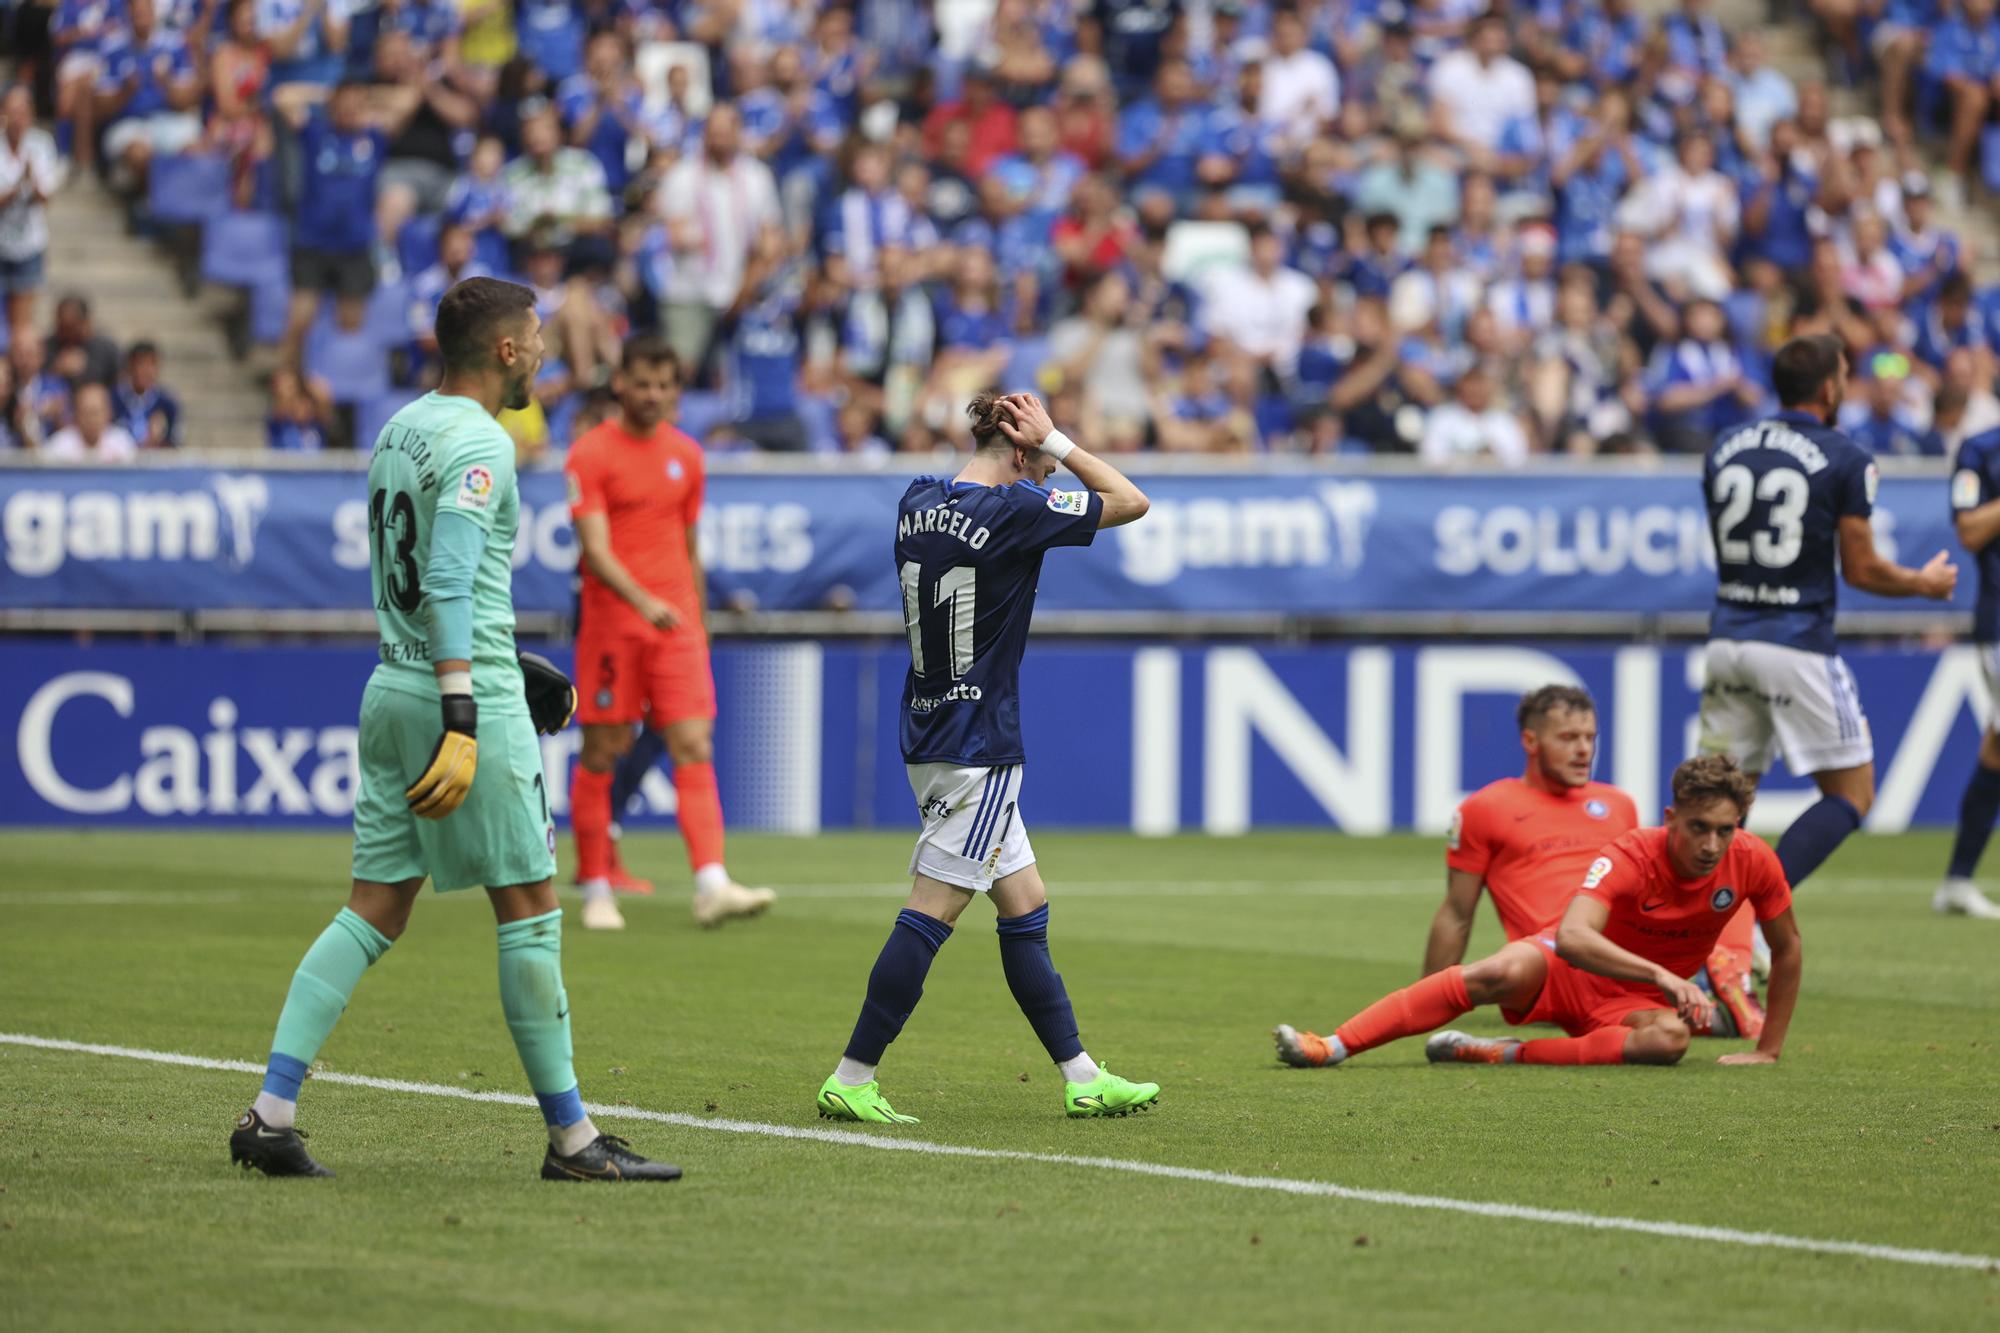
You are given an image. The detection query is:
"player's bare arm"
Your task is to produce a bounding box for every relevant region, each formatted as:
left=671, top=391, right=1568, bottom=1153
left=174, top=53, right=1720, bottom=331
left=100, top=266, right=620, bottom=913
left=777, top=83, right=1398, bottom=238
left=1422, top=869, right=1484, bottom=975
left=1720, top=908, right=1801, bottom=1065
left=1952, top=497, right=2000, bottom=554
left=1836, top=515, right=1957, bottom=600
left=1553, top=895, right=1717, bottom=1031
left=993, top=392, right=1150, bottom=528
left=574, top=510, right=681, bottom=630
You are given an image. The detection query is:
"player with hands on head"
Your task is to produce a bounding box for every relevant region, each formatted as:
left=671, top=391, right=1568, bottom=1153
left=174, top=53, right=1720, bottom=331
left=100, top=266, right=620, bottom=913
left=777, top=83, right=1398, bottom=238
left=815, top=390, right=1157, bottom=1125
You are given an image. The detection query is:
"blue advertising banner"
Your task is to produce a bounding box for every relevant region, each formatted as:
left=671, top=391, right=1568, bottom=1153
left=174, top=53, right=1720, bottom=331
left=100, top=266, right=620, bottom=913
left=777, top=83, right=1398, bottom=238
left=0, top=465, right=1968, bottom=618
left=3, top=639, right=1988, bottom=835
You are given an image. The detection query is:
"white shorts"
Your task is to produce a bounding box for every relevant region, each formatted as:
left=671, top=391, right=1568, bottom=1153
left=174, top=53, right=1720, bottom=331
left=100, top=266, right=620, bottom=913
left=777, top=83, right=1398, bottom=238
left=1697, top=638, right=1873, bottom=776
left=103, top=112, right=203, bottom=164
left=1977, top=643, right=2000, bottom=721
left=906, top=762, right=1035, bottom=892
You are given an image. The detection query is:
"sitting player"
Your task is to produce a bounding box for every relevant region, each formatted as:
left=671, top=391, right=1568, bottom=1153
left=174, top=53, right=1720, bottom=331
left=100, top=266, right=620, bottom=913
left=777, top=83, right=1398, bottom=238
left=1275, top=755, right=1801, bottom=1070
left=1438, top=684, right=1763, bottom=1037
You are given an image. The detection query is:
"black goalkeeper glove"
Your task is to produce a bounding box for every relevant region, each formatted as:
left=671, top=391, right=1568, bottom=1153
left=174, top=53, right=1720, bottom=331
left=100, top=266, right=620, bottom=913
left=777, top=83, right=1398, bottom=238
left=406, top=693, right=477, bottom=819
left=519, top=650, right=579, bottom=735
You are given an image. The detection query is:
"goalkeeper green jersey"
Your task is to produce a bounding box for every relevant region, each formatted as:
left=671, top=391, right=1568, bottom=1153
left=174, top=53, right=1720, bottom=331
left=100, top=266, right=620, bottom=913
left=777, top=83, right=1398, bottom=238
left=364, top=391, right=528, bottom=715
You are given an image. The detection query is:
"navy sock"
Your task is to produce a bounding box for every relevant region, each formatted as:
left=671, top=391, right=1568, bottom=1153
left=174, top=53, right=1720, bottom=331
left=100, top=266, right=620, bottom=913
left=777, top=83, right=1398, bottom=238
left=1947, top=762, right=2000, bottom=879
left=843, top=908, right=953, bottom=1064
left=996, top=904, right=1083, bottom=1064
left=610, top=728, right=667, bottom=819
left=1776, top=795, right=1862, bottom=888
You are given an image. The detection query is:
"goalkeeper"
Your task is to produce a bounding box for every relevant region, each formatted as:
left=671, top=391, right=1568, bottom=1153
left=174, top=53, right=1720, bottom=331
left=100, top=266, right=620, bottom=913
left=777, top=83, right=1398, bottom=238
left=229, top=278, right=679, bottom=1184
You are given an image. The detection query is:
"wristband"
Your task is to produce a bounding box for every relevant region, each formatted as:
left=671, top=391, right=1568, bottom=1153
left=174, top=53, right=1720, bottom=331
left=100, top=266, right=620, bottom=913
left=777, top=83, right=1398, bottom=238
left=1040, top=430, right=1077, bottom=463
left=439, top=669, right=472, bottom=697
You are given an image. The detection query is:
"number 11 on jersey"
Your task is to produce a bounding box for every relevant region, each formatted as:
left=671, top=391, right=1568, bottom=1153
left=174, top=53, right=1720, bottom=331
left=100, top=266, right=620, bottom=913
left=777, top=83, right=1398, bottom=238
left=901, top=561, right=975, bottom=681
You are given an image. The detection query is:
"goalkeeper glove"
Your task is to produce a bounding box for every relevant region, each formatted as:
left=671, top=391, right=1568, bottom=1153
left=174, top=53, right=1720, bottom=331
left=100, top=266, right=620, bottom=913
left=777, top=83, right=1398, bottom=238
left=519, top=650, right=578, bottom=735
left=407, top=692, right=478, bottom=818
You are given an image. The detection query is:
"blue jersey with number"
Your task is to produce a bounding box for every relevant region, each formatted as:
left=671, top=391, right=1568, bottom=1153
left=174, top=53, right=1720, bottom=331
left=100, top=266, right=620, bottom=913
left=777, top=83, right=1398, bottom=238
left=896, top=476, right=1103, bottom=766
left=1950, top=427, right=2000, bottom=641
left=1704, top=409, right=1876, bottom=656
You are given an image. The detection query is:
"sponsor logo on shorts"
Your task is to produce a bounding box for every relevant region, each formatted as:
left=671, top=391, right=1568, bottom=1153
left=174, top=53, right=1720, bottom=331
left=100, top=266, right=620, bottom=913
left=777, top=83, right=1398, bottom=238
left=1582, top=855, right=1613, bottom=889
left=1046, top=489, right=1089, bottom=516
left=1585, top=799, right=1608, bottom=819
left=920, top=795, right=952, bottom=820
left=1710, top=886, right=1737, bottom=912
left=457, top=466, right=494, bottom=511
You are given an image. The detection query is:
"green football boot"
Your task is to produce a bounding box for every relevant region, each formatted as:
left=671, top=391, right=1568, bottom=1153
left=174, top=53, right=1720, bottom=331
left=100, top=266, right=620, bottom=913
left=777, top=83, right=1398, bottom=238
left=816, top=1075, right=920, bottom=1124
left=1063, top=1065, right=1161, bottom=1118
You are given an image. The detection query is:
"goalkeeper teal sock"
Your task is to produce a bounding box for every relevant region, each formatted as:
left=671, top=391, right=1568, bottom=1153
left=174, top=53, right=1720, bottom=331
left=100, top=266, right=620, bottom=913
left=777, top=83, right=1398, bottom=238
left=255, top=907, right=393, bottom=1126
left=497, top=909, right=596, bottom=1152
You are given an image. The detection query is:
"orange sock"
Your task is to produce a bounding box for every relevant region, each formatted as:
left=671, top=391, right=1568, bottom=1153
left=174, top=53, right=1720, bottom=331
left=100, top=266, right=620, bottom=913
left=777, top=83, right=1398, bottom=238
left=1334, top=966, right=1472, bottom=1056
left=571, top=765, right=614, bottom=882
left=1517, top=1026, right=1628, bottom=1065
left=674, top=761, right=726, bottom=874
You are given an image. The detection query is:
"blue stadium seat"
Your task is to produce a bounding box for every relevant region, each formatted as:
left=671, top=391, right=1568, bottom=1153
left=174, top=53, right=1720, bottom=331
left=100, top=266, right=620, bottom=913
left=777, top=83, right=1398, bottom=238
left=248, top=275, right=292, bottom=346
left=364, top=279, right=411, bottom=347
left=149, top=153, right=230, bottom=225
left=397, top=215, right=441, bottom=280
left=304, top=312, right=391, bottom=405
left=354, top=389, right=422, bottom=451
left=1984, top=127, right=2000, bottom=194
left=202, top=211, right=289, bottom=289
left=677, top=390, right=734, bottom=442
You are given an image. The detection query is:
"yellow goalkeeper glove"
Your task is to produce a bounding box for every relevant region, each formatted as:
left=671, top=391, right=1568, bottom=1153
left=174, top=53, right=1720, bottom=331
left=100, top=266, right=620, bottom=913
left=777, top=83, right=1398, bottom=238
left=406, top=693, right=477, bottom=818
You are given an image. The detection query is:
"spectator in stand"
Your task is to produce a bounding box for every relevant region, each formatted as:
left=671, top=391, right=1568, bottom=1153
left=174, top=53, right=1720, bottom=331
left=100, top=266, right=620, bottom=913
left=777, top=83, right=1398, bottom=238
left=1727, top=32, right=1796, bottom=152
left=44, top=381, right=138, bottom=459
left=656, top=104, right=780, bottom=377
left=366, top=27, right=481, bottom=271
left=266, top=366, right=332, bottom=450
left=1531, top=268, right=1642, bottom=453
left=557, top=31, right=644, bottom=200
left=1258, top=6, right=1339, bottom=155
left=274, top=79, right=383, bottom=368
left=207, top=0, right=276, bottom=207
left=1353, top=120, right=1460, bottom=253
left=14, top=338, right=70, bottom=442
left=1421, top=365, right=1532, bottom=467
left=0, top=358, right=31, bottom=450
left=1661, top=0, right=1730, bottom=79
left=442, top=132, right=510, bottom=257
left=95, top=0, right=205, bottom=199
left=407, top=219, right=491, bottom=376
left=45, top=293, right=121, bottom=388
left=1198, top=226, right=1317, bottom=383
left=922, top=66, right=1016, bottom=177
left=1927, top=0, right=2000, bottom=209
left=0, top=86, right=62, bottom=346
left=990, top=105, right=1084, bottom=240
left=1047, top=268, right=1151, bottom=448
left=1892, top=174, right=1960, bottom=306
left=53, top=0, right=122, bottom=173
left=721, top=225, right=810, bottom=451
left=1050, top=170, right=1133, bottom=293
left=260, top=0, right=352, bottom=96
left=1839, top=211, right=1906, bottom=311
left=1913, top=271, right=1996, bottom=378
left=1841, top=349, right=1940, bottom=455
left=113, top=340, right=179, bottom=447
left=1429, top=13, right=1535, bottom=165
left=1487, top=223, right=1560, bottom=352
left=1117, top=59, right=1211, bottom=208
left=1644, top=297, right=1761, bottom=451
left=1551, top=88, right=1648, bottom=268
left=831, top=399, right=890, bottom=457
left=501, top=94, right=614, bottom=259
left=1624, top=132, right=1740, bottom=302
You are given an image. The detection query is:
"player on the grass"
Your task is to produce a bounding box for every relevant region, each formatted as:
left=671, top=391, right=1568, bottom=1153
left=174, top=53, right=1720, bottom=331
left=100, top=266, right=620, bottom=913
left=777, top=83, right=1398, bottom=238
left=1696, top=334, right=1956, bottom=918
left=1438, top=684, right=1763, bottom=1038
left=1933, top=424, right=2000, bottom=917
left=1274, top=755, right=1802, bottom=1070
left=815, top=391, right=1161, bottom=1123
left=564, top=337, right=775, bottom=932
left=230, top=278, right=678, bottom=1182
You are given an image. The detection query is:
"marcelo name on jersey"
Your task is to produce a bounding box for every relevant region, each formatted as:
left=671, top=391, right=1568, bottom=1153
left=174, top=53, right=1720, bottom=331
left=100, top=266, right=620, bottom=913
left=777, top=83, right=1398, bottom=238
left=1702, top=409, right=1876, bottom=656
left=895, top=476, right=1102, bottom=767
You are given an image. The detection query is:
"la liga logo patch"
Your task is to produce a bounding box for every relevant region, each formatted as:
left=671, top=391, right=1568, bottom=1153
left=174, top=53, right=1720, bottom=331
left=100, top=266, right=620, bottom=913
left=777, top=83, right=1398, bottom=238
left=1046, top=489, right=1089, bottom=516
left=458, top=465, right=494, bottom=510
left=1583, top=856, right=1613, bottom=889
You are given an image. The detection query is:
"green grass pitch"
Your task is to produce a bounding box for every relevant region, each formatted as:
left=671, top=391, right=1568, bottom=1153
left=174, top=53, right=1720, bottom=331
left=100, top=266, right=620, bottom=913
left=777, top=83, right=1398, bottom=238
left=1, top=828, right=1996, bottom=1331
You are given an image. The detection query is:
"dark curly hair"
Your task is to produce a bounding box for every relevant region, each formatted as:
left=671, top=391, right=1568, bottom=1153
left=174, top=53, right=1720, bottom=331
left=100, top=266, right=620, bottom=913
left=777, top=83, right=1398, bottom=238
left=1670, top=754, right=1758, bottom=817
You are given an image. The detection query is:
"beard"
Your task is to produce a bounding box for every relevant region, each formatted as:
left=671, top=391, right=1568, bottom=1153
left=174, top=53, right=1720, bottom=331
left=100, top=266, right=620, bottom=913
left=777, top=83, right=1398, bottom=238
left=501, top=368, right=535, bottom=412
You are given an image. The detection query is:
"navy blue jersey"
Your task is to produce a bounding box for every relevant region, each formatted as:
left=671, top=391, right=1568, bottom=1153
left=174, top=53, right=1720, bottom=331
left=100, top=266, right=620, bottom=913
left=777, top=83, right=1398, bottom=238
left=896, top=477, right=1104, bottom=766
left=1704, top=409, right=1877, bottom=656
left=1950, top=427, right=2000, bottom=641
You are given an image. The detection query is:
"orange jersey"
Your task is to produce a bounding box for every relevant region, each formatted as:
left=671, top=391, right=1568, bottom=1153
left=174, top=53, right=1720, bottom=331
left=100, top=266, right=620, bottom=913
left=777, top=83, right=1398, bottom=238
left=1579, top=827, right=1792, bottom=980
left=565, top=419, right=705, bottom=637
left=1448, top=779, right=1639, bottom=940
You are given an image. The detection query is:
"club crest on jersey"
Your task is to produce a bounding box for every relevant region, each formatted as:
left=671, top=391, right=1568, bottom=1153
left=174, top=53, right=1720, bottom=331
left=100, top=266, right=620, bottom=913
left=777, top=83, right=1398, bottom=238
left=1582, top=855, right=1613, bottom=889
left=1585, top=799, right=1609, bottom=819
left=458, top=466, right=494, bottom=510
left=1046, top=489, right=1089, bottom=516
left=1710, top=886, right=1737, bottom=912
left=667, top=459, right=684, bottom=481
left=1953, top=468, right=1982, bottom=510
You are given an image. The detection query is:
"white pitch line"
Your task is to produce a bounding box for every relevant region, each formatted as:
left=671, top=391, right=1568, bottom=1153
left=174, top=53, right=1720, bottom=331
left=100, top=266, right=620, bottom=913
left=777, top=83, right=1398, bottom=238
left=2, top=1032, right=1993, bottom=1275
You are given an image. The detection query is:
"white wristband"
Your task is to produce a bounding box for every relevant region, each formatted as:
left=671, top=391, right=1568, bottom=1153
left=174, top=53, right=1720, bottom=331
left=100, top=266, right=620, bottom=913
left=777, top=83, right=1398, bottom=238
left=1040, top=429, right=1077, bottom=463
left=439, top=669, right=472, bottom=696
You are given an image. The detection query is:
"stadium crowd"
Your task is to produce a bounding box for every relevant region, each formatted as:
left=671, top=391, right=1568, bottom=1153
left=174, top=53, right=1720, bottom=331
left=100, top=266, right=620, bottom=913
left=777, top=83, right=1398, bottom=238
left=0, top=0, right=1998, bottom=460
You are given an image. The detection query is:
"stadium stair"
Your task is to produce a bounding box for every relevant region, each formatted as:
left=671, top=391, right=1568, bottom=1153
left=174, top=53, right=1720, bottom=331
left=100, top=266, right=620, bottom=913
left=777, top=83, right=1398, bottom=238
left=45, top=174, right=272, bottom=451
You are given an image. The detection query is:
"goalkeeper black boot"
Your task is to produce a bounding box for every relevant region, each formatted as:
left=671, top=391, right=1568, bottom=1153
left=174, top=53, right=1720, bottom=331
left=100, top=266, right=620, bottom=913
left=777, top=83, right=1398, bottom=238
left=540, top=1133, right=683, bottom=1183
left=230, top=1109, right=335, bottom=1178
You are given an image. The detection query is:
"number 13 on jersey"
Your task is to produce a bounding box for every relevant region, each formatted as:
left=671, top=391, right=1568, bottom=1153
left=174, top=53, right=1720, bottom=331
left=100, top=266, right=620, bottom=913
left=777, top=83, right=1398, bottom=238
left=901, top=561, right=975, bottom=682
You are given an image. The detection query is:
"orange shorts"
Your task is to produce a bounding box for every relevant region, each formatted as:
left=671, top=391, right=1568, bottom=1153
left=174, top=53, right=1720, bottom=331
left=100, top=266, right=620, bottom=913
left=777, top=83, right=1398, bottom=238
left=1503, top=938, right=1673, bottom=1037
left=573, top=629, right=716, bottom=727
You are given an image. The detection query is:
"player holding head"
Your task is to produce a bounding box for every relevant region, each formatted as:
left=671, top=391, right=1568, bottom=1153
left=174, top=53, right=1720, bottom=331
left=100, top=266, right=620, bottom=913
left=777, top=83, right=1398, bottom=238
left=230, top=278, right=679, bottom=1182
left=1436, top=685, right=1763, bottom=1036
left=1275, top=756, right=1803, bottom=1069
left=563, top=335, right=775, bottom=931
left=1933, top=423, right=2000, bottom=917
left=815, top=392, right=1160, bottom=1123
left=1697, top=335, right=1954, bottom=905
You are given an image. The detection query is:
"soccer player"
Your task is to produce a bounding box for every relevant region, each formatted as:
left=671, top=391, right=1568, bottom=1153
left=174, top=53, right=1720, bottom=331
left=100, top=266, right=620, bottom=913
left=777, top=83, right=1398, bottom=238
left=1696, top=334, right=1955, bottom=905
left=1437, top=684, right=1763, bottom=1036
left=229, top=278, right=678, bottom=1182
left=564, top=337, right=775, bottom=932
left=1934, top=424, right=2000, bottom=917
left=1274, top=755, right=1802, bottom=1070
left=814, top=392, right=1161, bottom=1123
